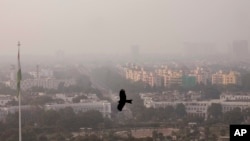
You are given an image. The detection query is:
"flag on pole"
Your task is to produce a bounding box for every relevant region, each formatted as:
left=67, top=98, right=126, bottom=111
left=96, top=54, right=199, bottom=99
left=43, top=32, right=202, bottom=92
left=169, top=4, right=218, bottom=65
left=17, top=41, right=22, bottom=96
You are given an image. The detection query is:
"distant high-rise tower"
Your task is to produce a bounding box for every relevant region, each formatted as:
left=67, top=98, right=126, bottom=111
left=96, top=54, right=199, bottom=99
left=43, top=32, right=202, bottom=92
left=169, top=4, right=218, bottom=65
left=183, top=42, right=216, bottom=57
left=131, top=45, right=139, bottom=62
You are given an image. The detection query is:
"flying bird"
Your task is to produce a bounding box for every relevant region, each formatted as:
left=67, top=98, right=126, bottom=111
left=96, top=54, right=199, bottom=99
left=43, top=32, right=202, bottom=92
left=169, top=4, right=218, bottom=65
left=117, top=89, right=132, bottom=111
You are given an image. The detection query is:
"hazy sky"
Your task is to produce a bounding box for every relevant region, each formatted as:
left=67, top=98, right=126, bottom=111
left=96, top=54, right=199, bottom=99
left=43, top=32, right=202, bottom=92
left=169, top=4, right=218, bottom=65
left=0, top=0, right=250, bottom=55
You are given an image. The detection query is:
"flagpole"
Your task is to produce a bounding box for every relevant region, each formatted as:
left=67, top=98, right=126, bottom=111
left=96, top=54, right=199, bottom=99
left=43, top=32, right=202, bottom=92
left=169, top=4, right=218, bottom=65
left=19, top=87, right=21, bottom=141
left=18, top=41, right=22, bottom=141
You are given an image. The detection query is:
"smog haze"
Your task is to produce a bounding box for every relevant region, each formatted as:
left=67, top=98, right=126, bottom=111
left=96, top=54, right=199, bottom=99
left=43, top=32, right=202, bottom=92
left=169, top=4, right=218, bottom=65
left=0, top=0, right=250, bottom=56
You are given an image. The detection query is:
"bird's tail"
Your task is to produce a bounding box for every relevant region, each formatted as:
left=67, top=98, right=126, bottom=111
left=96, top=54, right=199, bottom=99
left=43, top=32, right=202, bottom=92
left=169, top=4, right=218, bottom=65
left=126, top=100, right=132, bottom=104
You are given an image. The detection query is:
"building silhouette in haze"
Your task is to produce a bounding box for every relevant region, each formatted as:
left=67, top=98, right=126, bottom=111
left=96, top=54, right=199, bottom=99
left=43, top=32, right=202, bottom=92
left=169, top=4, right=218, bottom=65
left=131, top=45, right=139, bottom=62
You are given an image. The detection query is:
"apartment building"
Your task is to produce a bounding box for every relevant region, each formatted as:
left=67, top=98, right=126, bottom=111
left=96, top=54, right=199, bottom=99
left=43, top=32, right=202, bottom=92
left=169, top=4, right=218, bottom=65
left=163, top=71, right=183, bottom=87
left=212, top=71, right=240, bottom=85
left=191, top=67, right=210, bottom=85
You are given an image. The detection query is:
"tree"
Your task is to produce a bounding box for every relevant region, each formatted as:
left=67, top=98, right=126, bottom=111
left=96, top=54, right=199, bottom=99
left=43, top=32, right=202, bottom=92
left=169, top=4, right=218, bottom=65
left=220, top=129, right=226, bottom=136
left=75, top=75, right=92, bottom=89
left=38, top=135, right=48, bottom=141
left=154, top=106, right=175, bottom=121
left=242, top=73, right=250, bottom=90
left=208, top=103, right=222, bottom=119
left=175, top=103, right=187, bottom=118
left=22, top=127, right=37, bottom=141
left=43, top=110, right=60, bottom=126
left=165, top=106, right=175, bottom=119
left=30, top=86, right=45, bottom=92
left=57, top=107, right=77, bottom=129
left=158, top=132, right=164, bottom=141
left=57, top=82, right=65, bottom=92
left=5, top=113, right=18, bottom=128
left=203, top=86, right=221, bottom=99
left=223, top=107, right=244, bottom=124
left=242, top=108, right=250, bottom=121
left=72, top=95, right=88, bottom=103
left=1, top=129, right=18, bottom=141
left=77, top=110, right=104, bottom=128
left=74, top=136, right=85, bottom=141
left=30, top=96, right=54, bottom=105
left=50, top=133, right=65, bottom=141
left=152, top=130, right=158, bottom=140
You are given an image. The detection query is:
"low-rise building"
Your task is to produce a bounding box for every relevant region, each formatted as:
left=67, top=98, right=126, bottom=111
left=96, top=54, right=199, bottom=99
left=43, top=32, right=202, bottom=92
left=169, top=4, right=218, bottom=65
left=44, top=100, right=111, bottom=118
left=146, top=100, right=210, bottom=118
left=55, top=93, right=75, bottom=103
left=0, top=105, right=33, bottom=121
left=220, top=94, right=250, bottom=101
left=0, top=95, right=13, bottom=106
left=142, top=92, right=250, bottom=120
left=5, top=78, right=76, bottom=90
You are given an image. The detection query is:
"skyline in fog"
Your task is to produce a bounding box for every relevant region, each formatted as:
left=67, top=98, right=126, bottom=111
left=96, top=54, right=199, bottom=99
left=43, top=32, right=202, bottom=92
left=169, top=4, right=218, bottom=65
left=1, top=0, right=250, bottom=55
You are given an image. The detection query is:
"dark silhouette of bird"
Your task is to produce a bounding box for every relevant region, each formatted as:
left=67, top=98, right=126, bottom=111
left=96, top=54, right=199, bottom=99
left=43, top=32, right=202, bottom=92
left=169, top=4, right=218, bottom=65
left=117, top=89, right=132, bottom=111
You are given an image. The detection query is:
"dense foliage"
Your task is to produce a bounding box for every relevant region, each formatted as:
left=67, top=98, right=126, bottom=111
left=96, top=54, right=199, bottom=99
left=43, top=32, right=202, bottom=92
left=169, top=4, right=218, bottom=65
left=0, top=108, right=110, bottom=141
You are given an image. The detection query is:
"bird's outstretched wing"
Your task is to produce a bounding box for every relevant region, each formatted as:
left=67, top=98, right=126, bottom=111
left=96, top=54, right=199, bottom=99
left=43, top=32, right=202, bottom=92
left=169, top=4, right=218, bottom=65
left=117, top=102, right=125, bottom=111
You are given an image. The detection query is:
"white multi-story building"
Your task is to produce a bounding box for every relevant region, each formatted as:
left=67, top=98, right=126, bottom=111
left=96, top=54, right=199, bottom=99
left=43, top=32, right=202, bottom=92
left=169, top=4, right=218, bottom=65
left=44, top=100, right=111, bottom=118
left=2, top=105, right=33, bottom=114
left=54, top=93, right=99, bottom=103
left=221, top=101, right=250, bottom=113
left=0, top=100, right=111, bottom=121
left=29, top=68, right=54, bottom=79
left=55, top=93, right=75, bottom=103
left=220, top=94, right=250, bottom=101
left=0, top=95, right=13, bottom=106
left=5, top=78, right=76, bottom=90
left=142, top=93, right=250, bottom=120
left=144, top=100, right=210, bottom=118
left=0, top=105, right=33, bottom=120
